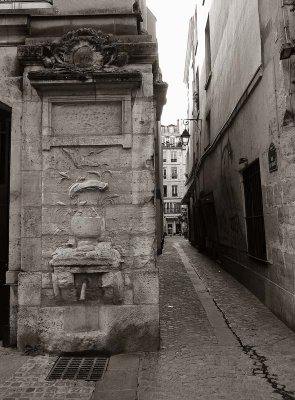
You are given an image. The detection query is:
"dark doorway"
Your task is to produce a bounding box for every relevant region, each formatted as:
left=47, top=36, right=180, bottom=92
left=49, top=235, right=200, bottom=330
left=0, top=107, right=11, bottom=345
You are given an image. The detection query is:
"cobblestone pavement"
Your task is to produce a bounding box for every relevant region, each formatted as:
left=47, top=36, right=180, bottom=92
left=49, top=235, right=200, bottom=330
left=1, top=237, right=295, bottom=400
left=0, top=353, right=95, bottom=400
left=138, top=237, right=295, bottom=400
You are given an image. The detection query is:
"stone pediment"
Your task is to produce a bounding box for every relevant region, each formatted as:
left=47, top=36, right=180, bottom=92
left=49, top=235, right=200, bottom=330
left=18, top=28, right=129, bottom=73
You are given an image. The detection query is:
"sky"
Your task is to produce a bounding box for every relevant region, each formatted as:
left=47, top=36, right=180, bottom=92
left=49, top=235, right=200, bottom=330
left=146, top=0, right=196, bottom=125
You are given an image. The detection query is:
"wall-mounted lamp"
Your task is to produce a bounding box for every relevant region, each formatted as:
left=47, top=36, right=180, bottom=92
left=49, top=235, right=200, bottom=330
left=180, top=118, right=199, bottom=146
left=181, top=127, right=191, bottom=146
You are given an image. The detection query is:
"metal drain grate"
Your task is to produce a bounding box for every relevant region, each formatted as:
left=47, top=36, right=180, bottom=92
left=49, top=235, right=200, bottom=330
left=47, top=356, right=109, bottom=381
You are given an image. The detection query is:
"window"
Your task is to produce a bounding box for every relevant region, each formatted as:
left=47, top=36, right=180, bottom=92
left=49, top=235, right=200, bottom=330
left=172, top=185, right=178, bottom=197
left=204, top=111, right=211, bottom=149
left=163, top=168, right=167, bottom=179
left=170, top=136, right=175, bottom=146
left=171, top=151, right=177, bottom=163
left=174, top=203, right=181, bottom=213
left=194, top=68, right=200, bottom=110
left=205, top=16, right=212, bottom=89
left=163, top=185, right=167, bottom=197
left=243, top=160, right=267, bottom=261
left=163, top=151, right=167, bottom=163
left=171, top=167, right=178, bottom=179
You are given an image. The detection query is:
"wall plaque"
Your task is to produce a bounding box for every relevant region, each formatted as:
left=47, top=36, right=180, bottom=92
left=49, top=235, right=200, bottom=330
left=268, top=143, right=278, bottom=173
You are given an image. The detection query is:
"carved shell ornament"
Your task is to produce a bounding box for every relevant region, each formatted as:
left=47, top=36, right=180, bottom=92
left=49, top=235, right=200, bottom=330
left=42, top=28, right=129, bottom=70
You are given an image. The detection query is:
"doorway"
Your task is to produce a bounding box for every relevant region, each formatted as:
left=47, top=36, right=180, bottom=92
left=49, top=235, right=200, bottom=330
left=0, top=107, right=11, bottom=345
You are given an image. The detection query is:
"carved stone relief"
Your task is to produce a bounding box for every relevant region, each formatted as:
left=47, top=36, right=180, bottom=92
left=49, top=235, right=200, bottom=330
left=41, top=28, right=129, bottom=71
left=48, top=165, right=123, bottom=303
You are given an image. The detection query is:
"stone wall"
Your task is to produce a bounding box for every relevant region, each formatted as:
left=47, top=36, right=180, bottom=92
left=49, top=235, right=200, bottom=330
left=1, top=6, right=166, bottom=353
left=184, top=0, right=295, bottom=331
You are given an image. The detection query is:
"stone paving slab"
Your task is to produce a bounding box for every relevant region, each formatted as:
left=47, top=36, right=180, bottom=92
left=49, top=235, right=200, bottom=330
left=92, top=353, right=141, bottom=400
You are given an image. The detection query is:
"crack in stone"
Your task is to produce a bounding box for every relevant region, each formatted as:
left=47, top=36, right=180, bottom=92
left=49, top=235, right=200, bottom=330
left=211, top=298, right=295, bottom=400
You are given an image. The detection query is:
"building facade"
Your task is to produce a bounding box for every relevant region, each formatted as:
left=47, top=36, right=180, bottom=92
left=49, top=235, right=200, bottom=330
left=183, top=0, right=295, bottom=331
left=162, top=124, right=187, bottom=236
left=0, top=0, right=167, bottom=353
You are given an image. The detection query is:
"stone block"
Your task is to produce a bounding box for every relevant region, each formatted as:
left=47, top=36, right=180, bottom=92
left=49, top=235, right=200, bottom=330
left=132, top=134, right=154, bottom=170
left=38, top=307, right=64, bottom=352
left=131, top=205, right=156, bottom=235
left=22, top=206, right=42, bottom=238
left=93, top=370, right=138, bottom=392
left=22, top=171, right=41, bottom=206
left=99, top=304, right=159, bottom=353
left=268, top=248, right=294, bottom=294
left=132, top=170, right=155, bottom=205
left=6, top=270, right=20, bottom=285
left=278, top=205, right=295, bottom=225
left=18, top=272, right=42, bottom=306
left=132, top=99, right=154, bottom=135
left=9, top=238, right=21, bottom=271
left=52, top=101, right=122, bottom=137
left=265, top=185, right=274, bottom=208
left=64, top=305, right=100, bottom=333
left=105, top=205, right=135, bottom=234
left=42, top=206, right=71, bottom=236
left=141, top=72, right=154, bottom=98
left=265, top=280, right=295, bottom=330
left=21, top=237, right=41, bottom=272
left=108, top=353, right=140, bottom=371
left=264, top=209, right=279, bottom=243
left=17, top=306, right=40, bottom=352
left=131, top=234, right=155, bottom=258
left=41, top=273, right=52, bottom=289
left=282, top=179, right=295, bottom=205
left=133, top=271, right=159, bottom=305
left=57, top=272, right=74, bottom=288
left=22, top=101, right=42, bottom=170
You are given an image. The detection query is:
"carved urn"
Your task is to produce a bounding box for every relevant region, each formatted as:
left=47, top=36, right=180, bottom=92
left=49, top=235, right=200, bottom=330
left=69, top=179, right=108, bottom=247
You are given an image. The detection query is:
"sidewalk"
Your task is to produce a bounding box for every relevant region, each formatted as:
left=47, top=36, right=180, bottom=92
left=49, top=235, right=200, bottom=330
left=1, top=237, right=295, bottom=399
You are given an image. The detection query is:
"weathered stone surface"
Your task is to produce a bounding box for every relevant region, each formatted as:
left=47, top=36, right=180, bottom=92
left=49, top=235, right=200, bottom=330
left=133, top=271, right=159, bottom=305
left=18, top=273, right=42, bottom=306
left=64, top=305, right=100, bottom=333
left=100, top=305, right=159, bottom=353
left=22, top=206, right=42, bottom=238
left=17, top=306, right=40, bottom=352
left=268, top=248, right=295, bottom=294
left=22, top=171, right=42, bottom=207
left=52, top=101, right=122, bottom=137
left=21, top=238, right=41, bottom=272
left=7, top=18, right=162, bottom=353
left=132, top=98, right=154, bottom=135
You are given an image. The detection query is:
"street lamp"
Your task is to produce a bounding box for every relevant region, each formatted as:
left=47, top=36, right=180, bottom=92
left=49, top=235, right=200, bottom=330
left=180, top=127, right=191, bottom=146
left=180, top=118, right=199, bottom=146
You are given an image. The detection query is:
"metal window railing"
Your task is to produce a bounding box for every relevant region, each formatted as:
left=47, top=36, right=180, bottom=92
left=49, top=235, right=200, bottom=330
left=243, top=160, right=267, bottom=261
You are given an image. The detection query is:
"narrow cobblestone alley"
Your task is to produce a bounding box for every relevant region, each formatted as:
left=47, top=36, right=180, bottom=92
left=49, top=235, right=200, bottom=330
left=138, top=237, right=295, bottom=400
left=1, top=237, right=295, bottom=400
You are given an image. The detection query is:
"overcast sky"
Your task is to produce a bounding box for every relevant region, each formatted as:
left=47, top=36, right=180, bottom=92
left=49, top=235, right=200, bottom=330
left=146, top=0, right=196, bottom=125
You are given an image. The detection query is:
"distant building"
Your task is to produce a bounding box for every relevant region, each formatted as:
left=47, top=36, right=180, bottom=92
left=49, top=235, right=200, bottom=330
left=162, top=124, right=187, bottom=235
left=183, top=0, right=295, bottom=332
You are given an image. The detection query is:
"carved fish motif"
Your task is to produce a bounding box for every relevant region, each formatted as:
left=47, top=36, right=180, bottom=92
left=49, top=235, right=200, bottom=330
left=69, top=180, right=109, bottom=198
